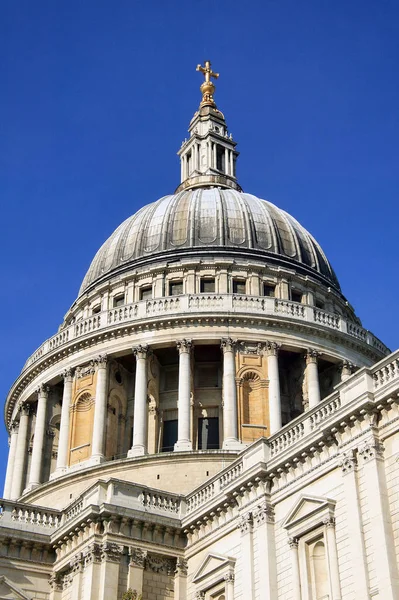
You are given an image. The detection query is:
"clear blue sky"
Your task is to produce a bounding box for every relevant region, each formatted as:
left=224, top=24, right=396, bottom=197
left=1, top=0, right=398, bottom=486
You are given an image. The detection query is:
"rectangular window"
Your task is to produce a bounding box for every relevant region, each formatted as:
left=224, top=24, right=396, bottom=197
left=140, top=286, right=152, bottom=300
left=198, top=417, right=219, bottom=450
left=216, top=145, right=225, bottom=172
left=233, top=279, right=246, bottom=294
left=169, top=281, right=183, bottom=296
left=92, top=304, right=101, bottom=314
left=113, top=294, right=125, bottom=307
left=200, top=278, right=215, bottom=293
left=315, top=299, right=325, bottom=310
left=263, top=283, right=275, bottom=297
left=291, top=290, right=302, bottom=303
left=161, top=420, right=178, bottom=452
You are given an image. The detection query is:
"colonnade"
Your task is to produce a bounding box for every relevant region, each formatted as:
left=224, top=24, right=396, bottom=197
left=3, top=340, right=354, bottom=500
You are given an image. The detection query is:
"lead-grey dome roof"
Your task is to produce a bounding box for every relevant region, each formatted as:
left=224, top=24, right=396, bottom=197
left=79, top=188, right=339, bottom=295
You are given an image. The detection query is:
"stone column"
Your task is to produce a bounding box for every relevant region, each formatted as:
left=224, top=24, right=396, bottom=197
left=82, top=543, right=102, bottom=600
left=324, top=518, right=342, bottom=600
left=127, top=547, right=146, bottom=595
left=128, top=345, right=150, bottom=457
left=3, top=421, right=19, bottom=499
left=288, top=537, right=302, bottom=600
left=27, top=385, right=49, bottom=489
left=221, top=338, right=241, bottom=450
left=55, top=368, right=74, bottom=474
left=305, top=349, right=321, bottom=408
left=175, top=339, right=192, bottom=451
left=253, top=502, right=277, bottom=599
left=238, top=513, right=254, bottom=599
left=339, top=451, right=369, bottom=599
left=224, top=573, right=235, bottom=600
left=358, top=438, right=399, bottom=599
left=91, top=355, right=108, bottom=463
left=10, top=403, right=30, bottom=499
left=174, top=558, right=188, bottom=600
left=341, top=360, right=355, bottom=382
left=266, top=342, right=282, bottom=435
left=99, top=543, right=122, bottom=600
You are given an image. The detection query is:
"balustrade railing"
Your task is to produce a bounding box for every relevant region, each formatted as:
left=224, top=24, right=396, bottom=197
left=22, top=294, right=388, bottom=371
left=0, top=500, right=60, bottom=530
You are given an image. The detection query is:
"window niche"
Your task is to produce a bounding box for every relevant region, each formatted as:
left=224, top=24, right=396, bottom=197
left=140, top=285, right=152, bottom=300
left=113, top=294, right=125, bottom=308
left=169, top=280, right=183, bottom=296
left=283, top=495, right=341, bottom=600
left=232, top=279, right=246, bottom=294
left=263, top=283, right=276, bottom=297
left=200, top=278, right=216, bottom=293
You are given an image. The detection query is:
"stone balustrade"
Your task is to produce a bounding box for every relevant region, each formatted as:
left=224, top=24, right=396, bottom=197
left=22, top=295, right=389, bottom=372
left=0, top=499, right=61, bottom=531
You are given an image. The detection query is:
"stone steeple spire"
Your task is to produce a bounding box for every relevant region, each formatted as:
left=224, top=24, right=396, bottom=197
left=176, top=60, right=241, bottom=192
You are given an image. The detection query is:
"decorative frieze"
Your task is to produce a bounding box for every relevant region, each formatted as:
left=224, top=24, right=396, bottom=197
left=75, top=361, right=95, bottom=379
left=145, top=553, right=175, bottom=575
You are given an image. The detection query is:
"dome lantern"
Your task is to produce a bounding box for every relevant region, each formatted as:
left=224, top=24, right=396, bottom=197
left=176, top=60, right=241, bottom=193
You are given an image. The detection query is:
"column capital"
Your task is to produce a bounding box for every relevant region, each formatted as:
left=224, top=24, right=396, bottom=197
left=132, top=345, right=150, bottom=360
left=237, top=512, right=253, bottom=534
left=94, top=353, right=108, bottom=368
left=253, top=501, right=275, bottom=526
left=62, top=367, right=75, bottom=382
left=288, top=536, right=299, bottom=549
left=36, top=384, right=50, bottom=398
left=265, top=340, right=280, bottom=356
left=305, top=348, right=320, bottom=364
left=10, top=420, right=19, bottom=434
left=83, top=542, right=102, bottom=567
left=176, top=339, right=192, bottom=354
left=341, top=360, right=356, bottom=378
left=224, top=572, right=235, bottom=583
left=323, top=516, right=336, bottom=529
left=175, top=557, right=188, bottom=576
left=101, top=542, right=123, bottom=563
left=19, top=402, right=31, bottom=417
left=221, top=337, right=237, bottom=353
left=339, top=450, right=357, bottom=475
left=358, top=439, right=385, bottom=462
left=48, top=573, right=63, bottom=592
left=129, top=547, right=146, bottom=568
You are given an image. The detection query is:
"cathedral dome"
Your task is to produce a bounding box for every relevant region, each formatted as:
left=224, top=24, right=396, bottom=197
left=79, top=188, right=339, bottom=296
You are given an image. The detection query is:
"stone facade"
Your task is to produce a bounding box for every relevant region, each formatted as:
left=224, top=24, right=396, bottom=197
left=1, top=62, right=398, bottom=600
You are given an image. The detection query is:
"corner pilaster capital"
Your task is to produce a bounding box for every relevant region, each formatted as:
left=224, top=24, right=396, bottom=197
left=265, top=340, right=280, bottom=356
left=175, top=557, right=188, bottom=576
left=129, top=546, right=146, bottom=568
left=253, top=501, right=275, bottom=526
left=305, top=348, right=320, bottom=364
left=36, top=384, right=50, bottom=398
left=221, top=337, right=237, bottom=353
left=358, top=439, right=385, bottom=462
left=288, top=536, right=299, bottom=549
left=195, top=592, right=205, bottom=599
left=176, top=339, right=192, bottom=354
left=132, top=345, right=150, bottom=360
left=224, top=572, right=235, bottom=583
left=48, top=573, right=63, bottom=592
left=94, top=354, right=108, bottom=369
left=339, top=450, right=357, bottom=475
left=101, top=542, right=123, bottom=563
left=237, top=512, right=253, bottom=534
left=83, top=542, right=102, bottom=566
left=323, top=516, right=336, bottom=529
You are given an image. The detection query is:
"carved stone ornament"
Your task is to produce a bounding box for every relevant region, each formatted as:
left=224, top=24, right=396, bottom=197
left=176, top=339, right=192, bottom=354
left=132, top=345, right=150, bottom=360
left=76, top=361, right=96, bottom=379
left=221, top=337, right=237, bottom=353
left=253, top=502, right=275, bottom=526
left=358, top=440, right=385, bottom=462
left=195, top=593, right=205, bottom=600
left=224, top=572, right=235, bottom=583
left=70, top=552, right=83, bottom=573
left=83, top=542, right=102, bottom=566
left=288, top=536, right=299, bottom=549
left=323, top=517, right=336, bottom=529
left=339, top=451, right=357, bottom=475
left=10, top=420, right=19, bottom=434
left=341, top=360, right=355, bottom=376
left=145, top=553, right=175, bottom=575
left=175, top=557, right=188, bottom=576
left=19, top=402, right=31, bottom=417
left=101, top=542, right=123, bottom=563
left=129, top=547, right=146, bottom=568
left=239, top=341, right=263, bottom=355
left=237, top=512, right=253, bottom=534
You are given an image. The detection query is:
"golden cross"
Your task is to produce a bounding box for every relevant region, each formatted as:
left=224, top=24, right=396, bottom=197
left=196, top=60, right=219, bottom=83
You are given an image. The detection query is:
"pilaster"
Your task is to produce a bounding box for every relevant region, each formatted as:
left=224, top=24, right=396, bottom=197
left=174, top=558, right=188, bottom=600
left=127, top=547, right=146, bottom=595
left=253, top=501, right=277, bottom=599
left=238, top=512, right=254, bottom=599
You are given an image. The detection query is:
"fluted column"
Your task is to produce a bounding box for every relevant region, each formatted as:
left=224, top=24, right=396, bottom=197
left=28, top=384, right=49, bottom=488
left=288, top=537, right=302, bottom=600
left=306, top=349, right=321, bottom=408
left=174, top=339, right=192, bottom=451
left=55, top=368, right=74, bottom=474
left=11, top=403, right=30, bottom=500
left=266, top=341, right=282, bottom=434
left=91, top=355, right=108, bottom=463
left=3, top=421, right=19, bottom=499
left=221, top=338, right=241, bottom=450
left=128, top=345, right=150, bottom=457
